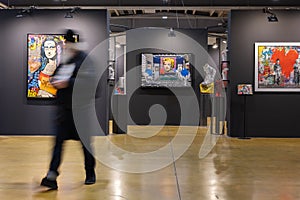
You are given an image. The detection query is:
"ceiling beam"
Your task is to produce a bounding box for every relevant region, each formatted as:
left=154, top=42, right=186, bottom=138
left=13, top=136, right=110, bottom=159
left=218, top=11, right=224, bottom=17
left=10, top=6, right=293, bottom=11
left=114, top=9, right=120, bottom=16
left=110, top=14, right=226, bottom=20
left=144, top=9, right=156, bottom=14
left=0, top=2, right=8, bottom=9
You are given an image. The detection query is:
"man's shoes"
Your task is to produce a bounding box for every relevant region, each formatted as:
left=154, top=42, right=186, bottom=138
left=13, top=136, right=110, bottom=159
left=85, top=170, right=96, bottom=185
left=40, top=177, right=58, bottom=190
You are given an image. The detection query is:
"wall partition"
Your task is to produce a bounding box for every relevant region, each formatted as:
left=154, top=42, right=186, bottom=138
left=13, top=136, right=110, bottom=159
left=110, top=27, right=213, bottom=133
left=0, top=9, right=109, bottom=135
left=229, top=10, right=300, bottom=137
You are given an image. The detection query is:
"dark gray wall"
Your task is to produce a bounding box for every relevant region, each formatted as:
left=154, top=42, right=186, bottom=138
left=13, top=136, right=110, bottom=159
left=229, top=10, right=300, bottom=137
left=0, top=9, right=109, bottom=135
left=124, top=28, right=209, bottom=126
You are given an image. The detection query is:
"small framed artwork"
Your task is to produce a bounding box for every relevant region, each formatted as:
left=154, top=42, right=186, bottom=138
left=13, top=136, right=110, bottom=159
left=237, top=84, right=253, bottom=95
left=255, top=42, right=300, bottom=92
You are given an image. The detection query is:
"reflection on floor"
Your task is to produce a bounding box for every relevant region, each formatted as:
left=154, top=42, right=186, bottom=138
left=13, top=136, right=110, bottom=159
left=1, top=126, right=300, bottom=200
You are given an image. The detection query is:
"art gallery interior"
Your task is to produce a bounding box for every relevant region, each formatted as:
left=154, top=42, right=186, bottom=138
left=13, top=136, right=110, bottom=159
left=1, top=1, right=300, bottom=199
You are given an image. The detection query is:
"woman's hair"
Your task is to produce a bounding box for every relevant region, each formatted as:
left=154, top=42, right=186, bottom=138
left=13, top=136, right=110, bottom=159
left=163, top=57, right=175, bottom=67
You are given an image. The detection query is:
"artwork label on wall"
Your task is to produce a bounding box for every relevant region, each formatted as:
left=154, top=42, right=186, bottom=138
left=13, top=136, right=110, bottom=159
left=255, top=42, right=300, bottom=92
left=27, top=34, right=78, bottom=98
left=141, top=53, right=192, bottom=88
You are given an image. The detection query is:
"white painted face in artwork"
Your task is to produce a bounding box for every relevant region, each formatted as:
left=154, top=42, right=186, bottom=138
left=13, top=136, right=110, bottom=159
left=44, top=40, right=57, bottom=59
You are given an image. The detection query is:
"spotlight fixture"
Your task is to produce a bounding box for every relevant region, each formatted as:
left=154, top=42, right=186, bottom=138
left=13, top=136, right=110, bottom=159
left=64, top=11, right=73, bottom=18
left=263, top=7, right=278, bottom=22
left=168, top=28, right=176, bottom=37
left=16, top=6, right=35, bottom=18
left=65, top=7, right=80, bottom=19
left=268, top=14, right=278, bottom=22
left=16, top=11, right=25, bottom=18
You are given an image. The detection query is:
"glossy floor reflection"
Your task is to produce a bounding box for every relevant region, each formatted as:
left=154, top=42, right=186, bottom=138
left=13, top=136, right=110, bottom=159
left=1, top=126, right=300, bottom=200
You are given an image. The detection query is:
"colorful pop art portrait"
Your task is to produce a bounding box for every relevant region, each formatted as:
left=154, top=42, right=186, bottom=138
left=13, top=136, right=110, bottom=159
left=141, top=53, right=192, bottom=87
left=27, top=34, right=66, bottom=98
left=255, top=42, right=300, bottom=92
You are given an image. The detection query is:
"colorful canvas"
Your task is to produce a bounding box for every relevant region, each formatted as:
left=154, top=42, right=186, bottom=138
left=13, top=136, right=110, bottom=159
left=141, top=53, right=192, bottom=87
left=255, top=42, right=300, bottom=92
left=27, top=34, right=66, bottom=98
left=237, top=84, right=253, bottom=95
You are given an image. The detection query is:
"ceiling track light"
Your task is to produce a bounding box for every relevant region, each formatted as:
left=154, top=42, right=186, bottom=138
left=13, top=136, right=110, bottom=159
left=268, top=14, right=278, bottom=22
left=16, top=6, right=35, bottom=18
left=263, top=7, right=278, bottom=22
left=65, top=7, right=80, bottom=19
left=64, top=11, right=73, bottom=18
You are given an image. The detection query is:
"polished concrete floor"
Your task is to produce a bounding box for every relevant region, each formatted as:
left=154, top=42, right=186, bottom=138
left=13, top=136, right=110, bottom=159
left=1, top=126, right=300, bottom=200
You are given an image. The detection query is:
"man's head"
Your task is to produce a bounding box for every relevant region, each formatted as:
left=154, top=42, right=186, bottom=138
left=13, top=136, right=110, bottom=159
left=64, top=29, right=79, bottom=53
left=65, top=29, right=76, bottom=43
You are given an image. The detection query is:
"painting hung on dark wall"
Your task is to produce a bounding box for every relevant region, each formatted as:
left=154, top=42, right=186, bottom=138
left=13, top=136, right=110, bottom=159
left=27, top=34, right=78, bottom=98
left=255, top=42, right=300, bottom=92
left=27, top=34, right=64, bottom=98
left=237, top=84, right=253, bottom=95
left=141, top=53, right=192, bottom=88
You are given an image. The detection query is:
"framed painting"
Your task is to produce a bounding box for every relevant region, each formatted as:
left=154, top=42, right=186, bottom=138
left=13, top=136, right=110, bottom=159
left=141, top=53, right=192, bottom=88
left=237, top=84, right=253, bottom=95
left=255, top=42, right=300, bottom=92
left=27, top=33, right=78, bottom=98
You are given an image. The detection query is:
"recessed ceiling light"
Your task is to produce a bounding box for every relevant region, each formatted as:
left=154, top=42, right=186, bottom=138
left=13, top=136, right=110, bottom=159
left=212, top=43, right=218, bottom=49
left=115, top=43, right=121, bottom=48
